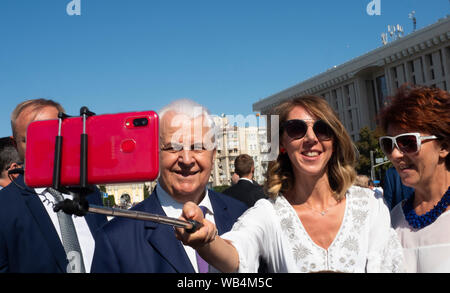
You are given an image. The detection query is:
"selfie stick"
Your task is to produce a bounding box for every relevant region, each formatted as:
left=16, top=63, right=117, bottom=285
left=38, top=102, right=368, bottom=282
left=52, top=106, right=202, bottom=233
left=88, top=205, right=202, bottom=232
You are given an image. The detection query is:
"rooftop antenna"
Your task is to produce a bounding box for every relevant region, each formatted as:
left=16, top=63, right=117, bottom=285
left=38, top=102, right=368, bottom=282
left=409, top=10, right=417, bottom=32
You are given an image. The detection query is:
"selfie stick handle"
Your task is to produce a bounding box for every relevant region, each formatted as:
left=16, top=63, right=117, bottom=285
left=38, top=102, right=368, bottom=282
left=52, top=112, right=71, bottom=191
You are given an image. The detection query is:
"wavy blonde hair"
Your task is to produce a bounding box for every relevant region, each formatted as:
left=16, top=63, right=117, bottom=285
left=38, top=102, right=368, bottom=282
left=264, top=95, right=357, bottom=201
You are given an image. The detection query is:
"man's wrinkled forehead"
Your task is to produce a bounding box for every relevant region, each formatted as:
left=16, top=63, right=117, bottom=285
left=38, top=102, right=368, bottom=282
left=160, top=111, right=212, bottom=144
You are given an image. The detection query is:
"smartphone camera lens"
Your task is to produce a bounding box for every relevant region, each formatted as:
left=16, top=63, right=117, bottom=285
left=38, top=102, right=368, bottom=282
left=133, top=118, right=148, bottom=127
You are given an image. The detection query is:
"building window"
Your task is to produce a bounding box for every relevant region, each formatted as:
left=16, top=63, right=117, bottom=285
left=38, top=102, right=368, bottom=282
left=376, top=75, right=388, bottom=108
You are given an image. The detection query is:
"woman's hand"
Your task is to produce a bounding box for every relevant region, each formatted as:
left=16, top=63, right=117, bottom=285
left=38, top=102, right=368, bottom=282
left=175, top=201, right=218, bottom=249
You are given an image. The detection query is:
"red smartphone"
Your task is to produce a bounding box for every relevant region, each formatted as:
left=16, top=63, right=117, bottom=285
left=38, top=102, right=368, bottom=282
left=24, top=110, right=159, bottom=188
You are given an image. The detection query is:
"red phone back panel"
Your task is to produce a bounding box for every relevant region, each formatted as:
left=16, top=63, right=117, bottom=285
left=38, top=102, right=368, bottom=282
left=25, top=111, right=159, bottom=188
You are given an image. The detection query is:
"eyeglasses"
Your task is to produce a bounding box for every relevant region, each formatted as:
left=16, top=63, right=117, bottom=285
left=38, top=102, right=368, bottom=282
left=281, top=119, right=333, bottom=141
left=161, top=143, right=212, bottom=154
left=379, top=133, right=438, bottom=155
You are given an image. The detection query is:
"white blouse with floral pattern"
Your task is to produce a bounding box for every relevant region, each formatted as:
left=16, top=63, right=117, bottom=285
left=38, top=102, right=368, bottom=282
left=221, top=186, right=404, bottom=273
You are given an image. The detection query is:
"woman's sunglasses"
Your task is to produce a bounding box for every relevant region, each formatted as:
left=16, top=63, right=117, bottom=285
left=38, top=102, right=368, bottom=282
left=281, top=119, right=334, bottom=141
left=379, top=132, right=438, bottom=155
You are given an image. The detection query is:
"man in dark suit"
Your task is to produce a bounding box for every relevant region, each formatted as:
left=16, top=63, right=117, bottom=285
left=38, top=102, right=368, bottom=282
left=0, top=99, right=107, bottom=273
left=223, top=154, right=267, bottom=207
left=91, top=99, right=247, bottom=273
left=383, top=167, right=414, bottom=210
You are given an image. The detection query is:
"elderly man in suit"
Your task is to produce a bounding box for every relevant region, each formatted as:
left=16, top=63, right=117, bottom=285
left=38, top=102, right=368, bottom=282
left=91, top=99, right=247, bottom=273
left=0, top=99, right=107, bottom=273
left=223, top=154, right=267, bottom=207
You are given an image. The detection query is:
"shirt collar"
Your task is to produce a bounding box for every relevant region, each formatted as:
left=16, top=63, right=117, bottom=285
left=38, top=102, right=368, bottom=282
left=156, top=184, right=213, bottom=215
left=238, top=177, right=253, bottom=184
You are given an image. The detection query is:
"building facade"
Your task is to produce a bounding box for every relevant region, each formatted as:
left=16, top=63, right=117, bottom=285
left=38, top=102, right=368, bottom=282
left=105, top=181, right=156, bottom=207
left=253, top=16, right=450, bottom=142
left=210, top=115, right=268, bottom=187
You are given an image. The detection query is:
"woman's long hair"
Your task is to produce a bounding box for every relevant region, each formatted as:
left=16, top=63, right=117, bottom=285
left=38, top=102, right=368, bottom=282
left=264, top=95, right=357, bottom=201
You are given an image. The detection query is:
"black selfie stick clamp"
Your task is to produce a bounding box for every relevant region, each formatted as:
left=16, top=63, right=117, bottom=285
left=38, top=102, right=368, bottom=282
left=53, top=107, right=95, bottom=217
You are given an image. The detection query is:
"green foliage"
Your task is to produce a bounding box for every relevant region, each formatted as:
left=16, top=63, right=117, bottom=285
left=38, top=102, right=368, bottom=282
left=143, top=184, right=151, bottom=199
left=213, top=185, right=231, bottom=193
left=102, top=195, right=115, bottom=207
left=355, top=126, right=392, bottom=181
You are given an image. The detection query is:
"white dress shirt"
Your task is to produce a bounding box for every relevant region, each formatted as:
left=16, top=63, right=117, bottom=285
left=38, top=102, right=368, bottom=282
left=156, top=184, right=215, bottom=273
left=35, top=188, right=96, bottom=273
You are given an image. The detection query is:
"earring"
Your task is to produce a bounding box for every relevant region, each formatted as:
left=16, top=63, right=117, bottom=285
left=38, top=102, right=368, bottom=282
left=280, top=147, right=286, bottom=154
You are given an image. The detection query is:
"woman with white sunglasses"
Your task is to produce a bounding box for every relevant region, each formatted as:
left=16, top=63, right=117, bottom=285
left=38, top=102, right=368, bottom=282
left=378, top=85, right=450, bottom=273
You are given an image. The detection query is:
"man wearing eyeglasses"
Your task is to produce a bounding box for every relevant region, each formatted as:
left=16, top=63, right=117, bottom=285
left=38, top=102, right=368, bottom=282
left=91, top=99, right=247, bottom=273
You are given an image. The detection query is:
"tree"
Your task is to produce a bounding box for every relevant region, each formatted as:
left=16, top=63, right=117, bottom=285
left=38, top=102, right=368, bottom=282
left=354, top=126, right=391, bottom=182
left=213, top=185, right=231, bottom=193
left=143, top=184, right=152, bottom=200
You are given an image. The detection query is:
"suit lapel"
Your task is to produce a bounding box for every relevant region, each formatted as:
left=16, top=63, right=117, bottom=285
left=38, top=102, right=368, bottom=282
left=209, top=190, right=233, bottom=235
left=18, top=176, right=67, bottom=272
left=84, top=190, right=108, bottom=235
left=143, top=191, right=195, bottom=273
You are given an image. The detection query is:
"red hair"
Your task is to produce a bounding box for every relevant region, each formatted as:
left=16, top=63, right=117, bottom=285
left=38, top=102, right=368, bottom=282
left=378, top=84, right=450, bottom=169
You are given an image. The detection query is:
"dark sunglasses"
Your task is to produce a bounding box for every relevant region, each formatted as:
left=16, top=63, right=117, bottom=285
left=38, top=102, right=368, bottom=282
left=379, top=132, right=438, bottom=155
left=281, top=119, right=334, bottom=141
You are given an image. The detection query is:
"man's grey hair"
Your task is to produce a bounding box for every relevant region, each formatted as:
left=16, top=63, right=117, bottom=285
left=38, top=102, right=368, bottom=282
left=158, top=99, right=218, bottom=149
left=158, top=99, right=214, bottom=127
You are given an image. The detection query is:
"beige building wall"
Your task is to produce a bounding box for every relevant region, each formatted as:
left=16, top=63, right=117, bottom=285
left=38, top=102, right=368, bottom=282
left=211, top=116, right=268, bottom=187
left=253, top=16, right=450, bottom=141
left=105, top=181, right=156, bottom=207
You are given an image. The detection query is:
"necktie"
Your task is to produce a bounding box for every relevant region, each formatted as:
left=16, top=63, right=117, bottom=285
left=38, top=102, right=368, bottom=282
left=47, top=188, right=86, bottom=273
left=196, top=206, right=209, bottom=273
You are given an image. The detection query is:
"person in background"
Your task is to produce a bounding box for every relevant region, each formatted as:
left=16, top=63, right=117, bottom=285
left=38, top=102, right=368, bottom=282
left=378, top=85, right=450, bottom=273
left=0, top=99, right=107, bottom=273
left=91, top=99, right=247, bottom=273
left=231, top=173, right=240, bottom=186
left=354, top=174, right=370, bottom=188
left=176, top=95, right=403, bottom=273
left=223, top=154, right=267, bottom=207
left=383, top=167, right=414, bottom=211
left=0, top=137, right=21, bottom=188
left=368, top=179, right=383, bottom=199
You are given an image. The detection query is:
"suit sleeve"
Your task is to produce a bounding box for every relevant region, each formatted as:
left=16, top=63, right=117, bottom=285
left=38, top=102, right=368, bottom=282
left=0, top=231, right=8, bottom=273
left=90, top=226, right=121, bottom=273
left=383, top=171, right=394, bottom=210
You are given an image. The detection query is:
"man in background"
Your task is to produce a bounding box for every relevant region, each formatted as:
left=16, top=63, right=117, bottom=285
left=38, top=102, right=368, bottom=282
left=0, top=137, right=21, bottom=188
left=383, top=166, right=414, bottom=210
left=223, top=154, right=267, bottom=207
left=0, top=98, right=107, bottom=273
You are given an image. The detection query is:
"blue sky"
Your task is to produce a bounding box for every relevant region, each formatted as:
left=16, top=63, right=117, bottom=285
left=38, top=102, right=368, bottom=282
left=0, top=0, right=449, bottom=137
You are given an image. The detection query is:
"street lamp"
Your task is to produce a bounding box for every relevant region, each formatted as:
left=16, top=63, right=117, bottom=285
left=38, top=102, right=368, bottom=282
left=370, top=150, right=391, bottom=181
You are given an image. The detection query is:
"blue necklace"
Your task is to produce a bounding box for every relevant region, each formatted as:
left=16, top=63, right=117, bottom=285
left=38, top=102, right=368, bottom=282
left=403, top=186, right=450, bottom=229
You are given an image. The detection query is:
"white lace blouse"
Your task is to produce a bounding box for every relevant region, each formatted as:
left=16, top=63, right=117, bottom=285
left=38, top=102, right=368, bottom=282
left=221, top=186, right=404, bottom=273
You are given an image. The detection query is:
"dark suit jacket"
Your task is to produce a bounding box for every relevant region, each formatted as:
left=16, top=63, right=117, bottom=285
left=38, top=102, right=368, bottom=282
left=90, top=189, right=247, bottom=273
left=0, top=174, right=108, bottom=273
left=223, top=179, right=267, bottom=207
left=383, top=167, right=414, bottom=210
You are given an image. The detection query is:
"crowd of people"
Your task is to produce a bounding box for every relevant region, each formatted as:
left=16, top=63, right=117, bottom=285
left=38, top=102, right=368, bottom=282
left=0, top=84, right=448, bottom=273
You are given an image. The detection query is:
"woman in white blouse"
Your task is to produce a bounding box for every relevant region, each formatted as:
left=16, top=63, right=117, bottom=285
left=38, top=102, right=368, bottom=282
left=378, top=85, right=450, bottom=273
left=176, top=95, right=403, bottom=273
